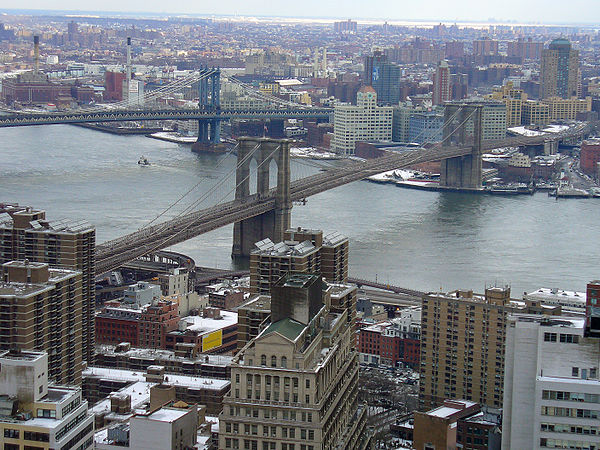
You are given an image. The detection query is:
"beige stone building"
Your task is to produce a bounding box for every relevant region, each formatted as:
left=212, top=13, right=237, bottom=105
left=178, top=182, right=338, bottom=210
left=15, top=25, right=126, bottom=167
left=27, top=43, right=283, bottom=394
left=0, top=204, right=96, bottom=365
left=0, top=260, right=84, bottom=385
left=220, top=273, right=371, bottom=450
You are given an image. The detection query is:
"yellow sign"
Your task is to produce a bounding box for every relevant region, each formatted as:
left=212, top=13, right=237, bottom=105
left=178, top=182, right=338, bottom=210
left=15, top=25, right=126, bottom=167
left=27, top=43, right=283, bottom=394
left=202, top=329, right=222, bottom=352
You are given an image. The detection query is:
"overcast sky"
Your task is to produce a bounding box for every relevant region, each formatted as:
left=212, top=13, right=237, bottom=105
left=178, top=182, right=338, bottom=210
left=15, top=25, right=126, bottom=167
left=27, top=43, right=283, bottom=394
left=2, top=0, right=599, bottom=24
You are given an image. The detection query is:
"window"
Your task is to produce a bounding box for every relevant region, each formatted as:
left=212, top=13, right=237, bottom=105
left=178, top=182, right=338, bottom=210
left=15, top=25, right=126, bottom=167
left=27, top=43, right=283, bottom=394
left=281, top=356, right=287, bottom=368
left=261, top=355, right=266, bottom=366
left=572, top=367, right=579, bottom=377
left=271, top=356, right=277, bottom=367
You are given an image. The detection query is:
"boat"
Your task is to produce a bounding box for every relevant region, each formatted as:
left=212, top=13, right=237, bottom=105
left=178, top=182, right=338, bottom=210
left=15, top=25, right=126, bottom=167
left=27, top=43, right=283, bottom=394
left=138, top=156, right=150, bottom=166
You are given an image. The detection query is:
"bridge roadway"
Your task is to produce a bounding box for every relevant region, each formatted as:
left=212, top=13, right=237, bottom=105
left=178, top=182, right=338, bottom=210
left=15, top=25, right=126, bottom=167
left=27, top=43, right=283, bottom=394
left=0, top=107, right=332, bottom=127
left=94, top=123, right=590, bottom=273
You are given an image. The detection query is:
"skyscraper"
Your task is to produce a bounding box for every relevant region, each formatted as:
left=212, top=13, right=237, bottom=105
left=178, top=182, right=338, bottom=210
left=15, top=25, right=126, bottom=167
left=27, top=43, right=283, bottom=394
left=219, top=273, right=371, bottom=450
left=502, top=314, right=599, bottom=449
left=332, top=87, right=393, bottom=155
left=540, top=38, right=579, bottom=100
left=0, top=204, right=96, bottom=366
left=433, top=60, right=451, bottom=105
left=0, top=261, right=84, bottom=384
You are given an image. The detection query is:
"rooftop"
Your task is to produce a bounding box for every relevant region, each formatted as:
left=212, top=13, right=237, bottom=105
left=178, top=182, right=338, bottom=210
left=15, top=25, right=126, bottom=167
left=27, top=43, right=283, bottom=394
left=178, top=310, right=238, bottom=334
left=261, top=318, right=305, bottom=342
left=83, top=366, right=230, bottom=391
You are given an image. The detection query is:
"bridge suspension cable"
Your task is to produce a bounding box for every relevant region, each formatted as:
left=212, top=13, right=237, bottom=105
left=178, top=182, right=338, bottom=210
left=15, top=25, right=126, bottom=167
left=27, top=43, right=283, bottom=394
left=99, top=142, right=284, bottom=269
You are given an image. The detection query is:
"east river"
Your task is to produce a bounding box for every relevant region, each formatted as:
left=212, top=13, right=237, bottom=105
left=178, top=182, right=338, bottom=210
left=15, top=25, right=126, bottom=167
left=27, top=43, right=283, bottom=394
left=2, top=124, right=600, bottom=296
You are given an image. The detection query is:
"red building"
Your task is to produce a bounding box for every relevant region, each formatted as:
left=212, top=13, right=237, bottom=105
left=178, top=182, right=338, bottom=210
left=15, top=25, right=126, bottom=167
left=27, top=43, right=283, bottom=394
left=138, top=300, right=180, bottom=349
left=96, top=303, right=141, bottom=346
left=580, top=140, right=600, bottom=177
left=357, top=317, right=421, bottom=368
left=104, top=71, right=126, bottom=101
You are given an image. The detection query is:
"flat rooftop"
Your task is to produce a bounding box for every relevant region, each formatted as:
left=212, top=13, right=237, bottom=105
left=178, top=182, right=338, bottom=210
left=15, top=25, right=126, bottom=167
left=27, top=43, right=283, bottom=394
left=178, top=310, right=238, bottom=334
left=83, top=366, right=230, bottom=391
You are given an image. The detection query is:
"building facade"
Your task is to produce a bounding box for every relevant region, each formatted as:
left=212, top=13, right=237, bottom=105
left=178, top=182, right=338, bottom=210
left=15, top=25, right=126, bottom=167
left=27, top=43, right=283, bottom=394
left=0, top=204, right=96, bottom=366
left=0, top=261, right=84, bottom=385
left=0, top=350, right=95, bottom=450
left=332, top=87, right=393, bottom=155
left=419, top=286, right=559, bottom=410
left=219, top=274, right=371, bottom=450
left=540, top=38, right=579, bottom=100
left=502, top=314, right=599, bottom=450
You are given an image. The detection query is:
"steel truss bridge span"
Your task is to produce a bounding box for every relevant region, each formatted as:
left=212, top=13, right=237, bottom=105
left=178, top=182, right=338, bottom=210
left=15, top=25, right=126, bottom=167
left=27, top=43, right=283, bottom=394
left=0, top=108, right=332, bottom=128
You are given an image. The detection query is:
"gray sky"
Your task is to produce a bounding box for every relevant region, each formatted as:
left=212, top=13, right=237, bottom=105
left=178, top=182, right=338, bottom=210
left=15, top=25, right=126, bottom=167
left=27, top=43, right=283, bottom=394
left=2, top=0, right=599, bottom=24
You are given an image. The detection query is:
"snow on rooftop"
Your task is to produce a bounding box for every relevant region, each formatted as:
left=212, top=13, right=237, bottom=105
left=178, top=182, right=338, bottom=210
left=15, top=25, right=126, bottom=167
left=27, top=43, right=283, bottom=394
left=427, top=400, right=478, bottom=418
left=181, top=310, right=238, bottom=334
left=84, top=367, right=230, bottom=391
left=146, top=407, right=189, bottom=422
left=508, top=126, right=544, bottom=136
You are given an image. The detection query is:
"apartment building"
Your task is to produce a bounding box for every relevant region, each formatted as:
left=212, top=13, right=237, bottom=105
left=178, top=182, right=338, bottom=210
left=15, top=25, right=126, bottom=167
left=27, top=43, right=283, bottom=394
left=0, top=260, right=84, bottom=385
left=332, top=86, right=393, bottom=155
left=502, top=314, right=600, bottom=449
left=219, top=273, right=372, bottom=450
left=250, top=228, right=349, bottom=295
left=419, top=286, right=560, bottom=410
left=0, top=204, right=96, bottom=365
left=0, top=350, right=94, bottom=450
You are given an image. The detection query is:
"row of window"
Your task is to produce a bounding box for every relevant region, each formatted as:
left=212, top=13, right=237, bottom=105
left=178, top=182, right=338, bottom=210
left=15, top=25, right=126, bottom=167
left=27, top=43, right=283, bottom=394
left=543, top=390, right=600, bottom=403
left=544, top=332, right=580, bottom=343
left=541, top=406, right=600, bottom=419
left=228, top=407, right=312, bottom=422
left=541, top=422, right=599, bottom=435
left=224, top=422, right=315, bottom=440
left=224, top=438, right=315, bottom=450
left=540, top=438, right=596, bottom=450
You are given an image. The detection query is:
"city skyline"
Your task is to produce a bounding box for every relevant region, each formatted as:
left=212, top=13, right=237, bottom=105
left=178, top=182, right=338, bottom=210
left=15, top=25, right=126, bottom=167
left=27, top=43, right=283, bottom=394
left=2, top=0, right=600, bottom=25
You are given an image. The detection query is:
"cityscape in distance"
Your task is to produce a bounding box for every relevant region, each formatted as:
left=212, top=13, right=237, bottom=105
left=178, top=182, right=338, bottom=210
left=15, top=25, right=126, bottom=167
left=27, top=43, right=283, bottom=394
left=0, top=3, right=600, bottom=449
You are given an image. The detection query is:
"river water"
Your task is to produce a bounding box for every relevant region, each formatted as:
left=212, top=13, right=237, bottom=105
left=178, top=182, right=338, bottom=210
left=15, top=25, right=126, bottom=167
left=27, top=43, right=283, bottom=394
left=2, top=124, right=599, bottom=296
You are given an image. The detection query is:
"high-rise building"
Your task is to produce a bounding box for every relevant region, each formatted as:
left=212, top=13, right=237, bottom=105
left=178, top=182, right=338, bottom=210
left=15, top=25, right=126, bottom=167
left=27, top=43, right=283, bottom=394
left=332, top=87, right=393, bottom=155
left=0, top=261, right=84, bottom=384
left=250, top=228, right=349, bottom=294
left=0, top=204, right=96, bottom=365
left=219, top=273, right=372, bottom=450
left=372, top=62, right=402, bottom=105
left=433, top=60, right=451, bottom=105
left=0, top=350, right=95, bottom=449
left=408, top=110, right=444, bottom=144
left=363, top=51, right=387, bottom=86
left=419, top=286, right=560, bottom=410
left=540, top=38, right=580, bottom=100
left=334, top=19, right=357, bottom=34
left=507, top=38, right=543, bottom=60
left=502, top=314, right=599, bottom=449
left=489, top=81, right=528, bottom=127
left=473, top=38, right=499, bottom=56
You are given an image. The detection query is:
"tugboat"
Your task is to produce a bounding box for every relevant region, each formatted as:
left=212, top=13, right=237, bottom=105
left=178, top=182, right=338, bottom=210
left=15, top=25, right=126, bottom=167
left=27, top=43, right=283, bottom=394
left=138, top=155, right=150, bottom=166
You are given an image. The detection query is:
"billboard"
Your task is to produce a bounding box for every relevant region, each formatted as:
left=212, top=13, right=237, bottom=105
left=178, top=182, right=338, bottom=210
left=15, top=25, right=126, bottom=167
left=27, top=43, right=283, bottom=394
left=202, top=329, right=222, bottom=352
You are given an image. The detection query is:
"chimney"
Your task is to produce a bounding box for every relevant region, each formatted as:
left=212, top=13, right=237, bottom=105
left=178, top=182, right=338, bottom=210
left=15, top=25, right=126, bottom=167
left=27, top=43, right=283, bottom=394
left=125, top=37, right=132, bottom=103
left=33, top=35, right=39, bottom=75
